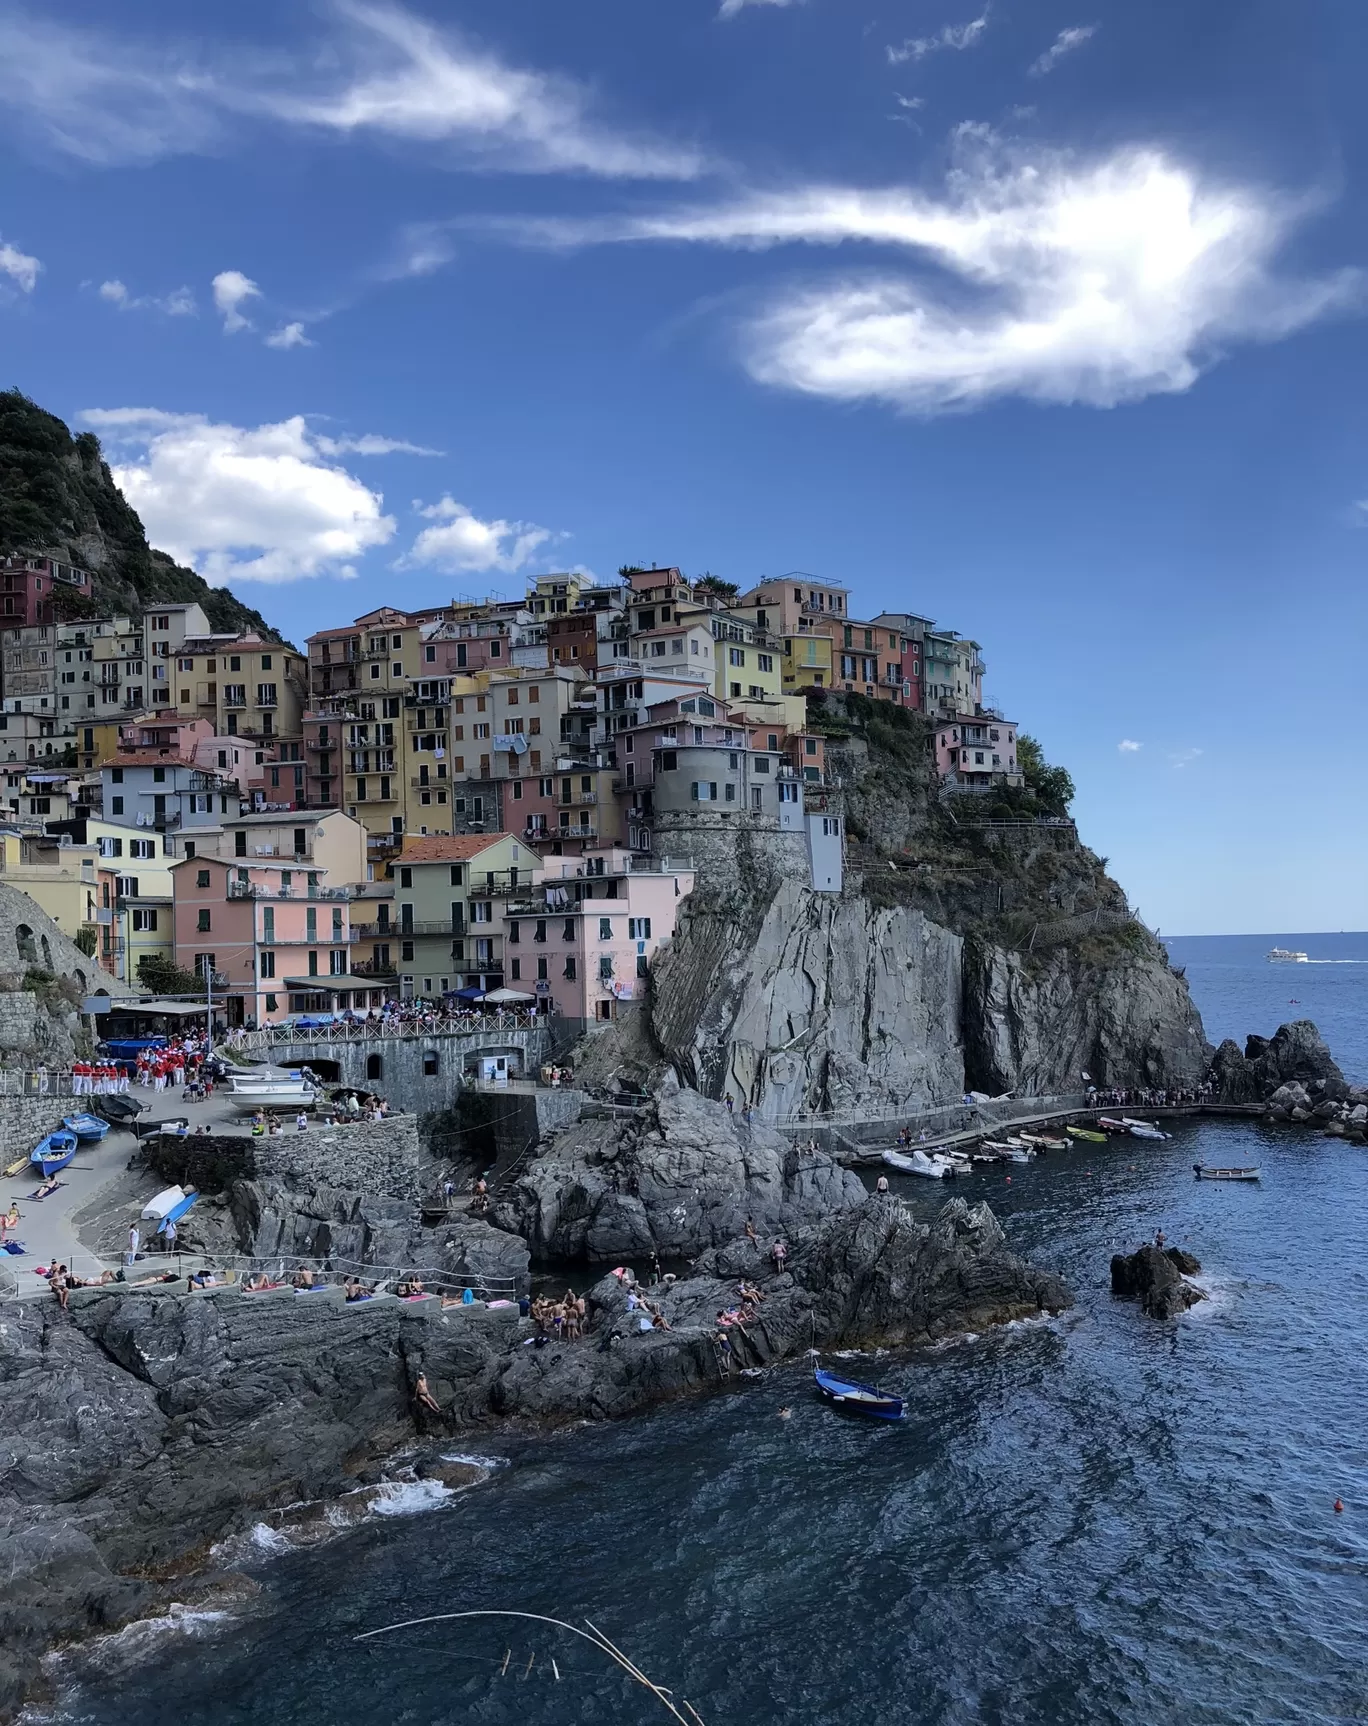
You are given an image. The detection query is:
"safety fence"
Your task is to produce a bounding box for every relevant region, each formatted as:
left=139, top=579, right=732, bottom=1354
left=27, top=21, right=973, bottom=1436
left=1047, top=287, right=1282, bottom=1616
left=0, top=1071, right=77, bottom=1098
left=235, top=1012, right=548, bottom=1049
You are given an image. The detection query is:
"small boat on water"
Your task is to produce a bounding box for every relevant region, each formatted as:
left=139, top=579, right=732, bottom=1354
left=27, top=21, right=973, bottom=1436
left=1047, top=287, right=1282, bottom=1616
left=982, top=1140, right=1031, bottom=1163
left=1194, top=1163, right=1260, bottom=1182
left=30, top=1130, right=78, bottom=1178
left=1097, top=1117, right=1130, bottom=1134
left=1123, top=1117, right=1171, bottom=1141
left=814, top=1364, right=905, bottom=1421
left=62, top=1113, right=110, bottom=1142
left=883, top=1147, right=956, bottom=1179
left=1067, top=1126, right=1107, bottom=1143
left=1037, top=1135, right=1071, bottom=1151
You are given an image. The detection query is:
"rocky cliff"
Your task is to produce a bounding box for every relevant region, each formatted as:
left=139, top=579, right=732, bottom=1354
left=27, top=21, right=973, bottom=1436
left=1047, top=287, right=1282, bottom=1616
left=0, top=391, right=281, bottom=638
left=642, top=700, right=1209, bottom=1120
left=0, top=1192, right=1067, bottom=1718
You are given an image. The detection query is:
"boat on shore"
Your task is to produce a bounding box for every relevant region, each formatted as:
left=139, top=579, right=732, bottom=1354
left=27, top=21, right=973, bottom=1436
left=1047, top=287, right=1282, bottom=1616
left=220, top=1067, right=323, bottom=1112
left=1194, top=1163, right=1260, bottom=1182
left=1266, top=947, right=1309, bottom=963
left=61, top=1113, right=110, bottom=1142
left=30, top=1130, right=78, bottom=1178
left=814, top=1364, right=905, bottom=1421
left=883, top=1147, right=956, bottom=1179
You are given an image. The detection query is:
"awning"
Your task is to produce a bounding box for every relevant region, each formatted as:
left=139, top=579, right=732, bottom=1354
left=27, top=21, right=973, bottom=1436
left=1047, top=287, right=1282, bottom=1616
left=281, top=975, right=395, bottom=991
left=482, top=987, right=535, bottom=1004
left=452, top=986, right=486, bottom=1001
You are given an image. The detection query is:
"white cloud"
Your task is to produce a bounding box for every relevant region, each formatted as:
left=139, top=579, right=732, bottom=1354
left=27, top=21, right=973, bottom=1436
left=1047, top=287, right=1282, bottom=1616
left=314, top=432, right=442, bottom=456
left=887, top=12, right=988, bottom=64
left=98, top=277, right=196, bottom=315
left=537, top=136, right=1359, bottom=411
left=212, top=269, right=260, bottom=334
left=1118, top=739, right=1142, bottom=752
left=0, top=3, right=701, bottom=180
left=1029, top=24, right=1097, bottom=77
left=80, top=408, right=396, bottom=584
left=894, top=94, right=926, bottom=110
left=718, top=0, right=801, bottom=17
left=400, top=494, right=555, bottom=575
left=1168, top=747, right=1203, bottom=769
left=0, top=238, right=41, bottom=293
left=265, top=321, right=312, bottom=350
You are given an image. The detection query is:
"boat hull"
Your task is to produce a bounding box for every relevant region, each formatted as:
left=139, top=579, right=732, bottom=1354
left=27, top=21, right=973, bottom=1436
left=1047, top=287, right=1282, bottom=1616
left=223, top=1082, right=321, bottom=1112
left=882, top=1148, right=953, bottom=1178
left=30, top=1132, right=78, bottom=1178
left=1194, top=1165, right=1260, bottom=1182
left=62, top=1113, right=110, bottom=1142
left=814, top=1366, right=905, bottom=1421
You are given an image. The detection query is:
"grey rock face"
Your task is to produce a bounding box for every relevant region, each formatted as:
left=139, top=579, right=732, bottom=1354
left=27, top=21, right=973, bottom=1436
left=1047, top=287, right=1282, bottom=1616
left=498, top=1084, right=867, bottom=1262
left=1247, top=1021, right=1348, bottom=1102
left=1110, top=1244, right=1205, bottom=1319
left=1207, top=1038, right=1261, bottom=1103
left=962, top=937, right=1210, bottom=1094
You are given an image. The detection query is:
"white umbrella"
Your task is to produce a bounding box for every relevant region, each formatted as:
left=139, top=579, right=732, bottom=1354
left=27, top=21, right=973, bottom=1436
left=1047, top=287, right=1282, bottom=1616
left=481, top=987, right=535, bottom=1004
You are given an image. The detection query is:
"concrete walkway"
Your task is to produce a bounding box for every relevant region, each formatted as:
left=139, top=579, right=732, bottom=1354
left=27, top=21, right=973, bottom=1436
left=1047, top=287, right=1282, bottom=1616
left=3, top=1088, right=248, bottom=1297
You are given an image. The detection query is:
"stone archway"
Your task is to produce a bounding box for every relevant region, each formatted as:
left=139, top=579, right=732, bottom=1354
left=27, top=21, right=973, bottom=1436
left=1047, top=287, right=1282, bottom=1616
left=14, top=924, right=37, bottom=965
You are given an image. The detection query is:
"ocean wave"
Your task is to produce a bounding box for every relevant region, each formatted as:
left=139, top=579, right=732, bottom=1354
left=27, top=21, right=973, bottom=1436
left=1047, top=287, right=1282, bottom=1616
left=366, top=1478, right=456, bottom=1518
left=440, top=1450, right=508, bottom=1471
left=40, top=1601, right=232, bottom=1681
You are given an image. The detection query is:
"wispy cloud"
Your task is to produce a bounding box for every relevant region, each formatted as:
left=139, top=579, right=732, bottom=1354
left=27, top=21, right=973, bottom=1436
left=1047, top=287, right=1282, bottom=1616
left=887, top=12, right=988, bottom=64
left=0, top=2, right=703, bottom=180
left=81, top=408, right=397, bottom=584
left=265, top=321, right=313, bottom=350
left=399, top=494, right=557, bottom=575
left=510, top=133, right=1361, bottom=413
left=97, top=278, right=196, bottom=316
left=1118, top=739, right=1142, bottom=752
left=1029, top=24, right=1097, bottom=77
left=1168, top=747, right=1203, bottom=769
left=894, top=94, right=926, bottom=111
left=212, top=269, right=260, bottom=334
left=314, top=432, right=442, bottom=457
left=0, top=238, right=41, bottom=293
left=718, top=0, right=802, bottom=16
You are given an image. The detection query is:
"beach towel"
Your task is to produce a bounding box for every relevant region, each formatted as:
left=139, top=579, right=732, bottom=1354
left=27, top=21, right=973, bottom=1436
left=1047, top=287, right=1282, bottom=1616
left=1, top=1240, right=24, bottom=1254
left=23, top=1182, right=68, bottom=1202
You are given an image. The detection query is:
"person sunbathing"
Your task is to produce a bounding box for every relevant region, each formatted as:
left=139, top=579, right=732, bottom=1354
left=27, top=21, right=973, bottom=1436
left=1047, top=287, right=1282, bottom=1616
left=290, top=1267, right=316, bottom=1289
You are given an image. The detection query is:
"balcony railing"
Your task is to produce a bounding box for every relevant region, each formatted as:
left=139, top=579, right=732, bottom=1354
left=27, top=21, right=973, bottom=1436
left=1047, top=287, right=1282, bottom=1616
left=348, top=920, right=393, bottom=940
left=351, top=956, right=398, bottom=976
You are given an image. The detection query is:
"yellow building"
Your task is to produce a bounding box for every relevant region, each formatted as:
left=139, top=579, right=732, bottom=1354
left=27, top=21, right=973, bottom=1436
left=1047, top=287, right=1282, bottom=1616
left=170, top=633, right=307, bottom=747
left=0, top=828, right=102, bottom=942
left=84, top=816, right=178, bottom=984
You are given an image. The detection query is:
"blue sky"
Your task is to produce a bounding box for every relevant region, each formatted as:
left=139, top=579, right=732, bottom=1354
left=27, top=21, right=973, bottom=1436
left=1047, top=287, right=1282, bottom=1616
left=1, top=0, right=1366, bottom=934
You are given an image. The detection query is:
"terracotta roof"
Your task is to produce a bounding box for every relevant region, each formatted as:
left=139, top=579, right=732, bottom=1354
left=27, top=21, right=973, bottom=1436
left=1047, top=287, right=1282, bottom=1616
left=399, top=833, right=507, bottom=863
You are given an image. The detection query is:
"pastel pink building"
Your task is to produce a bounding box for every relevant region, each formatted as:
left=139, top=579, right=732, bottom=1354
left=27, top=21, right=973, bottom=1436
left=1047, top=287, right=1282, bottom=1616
left=933, top=714, right=1021, bottom=790
left=503, top=847, right=695, bottom=1022
left=171, top=853, right=355, bottom=1025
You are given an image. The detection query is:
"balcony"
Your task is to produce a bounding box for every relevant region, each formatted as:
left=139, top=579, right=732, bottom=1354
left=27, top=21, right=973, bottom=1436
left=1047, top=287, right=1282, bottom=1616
left=395, top=920, right=466, bottom=938
left=351, top=956, right=398, bottom=977
left=151, top=811, right=181, bottom=832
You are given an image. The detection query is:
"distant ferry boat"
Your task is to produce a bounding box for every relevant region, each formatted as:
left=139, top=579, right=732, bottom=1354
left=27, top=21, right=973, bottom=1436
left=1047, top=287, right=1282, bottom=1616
left=1267, top=947, right=1309, bottom=963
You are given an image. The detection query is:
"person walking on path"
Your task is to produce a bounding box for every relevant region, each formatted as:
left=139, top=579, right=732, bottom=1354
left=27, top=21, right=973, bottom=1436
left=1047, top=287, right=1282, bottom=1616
left=125, top=1224, right=140, bottom=1268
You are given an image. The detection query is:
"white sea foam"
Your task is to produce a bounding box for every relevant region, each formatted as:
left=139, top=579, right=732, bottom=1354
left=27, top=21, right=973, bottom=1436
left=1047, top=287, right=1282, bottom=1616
left=367, top=1478, right=455, bottom=1518
left=439, top=1450, right=507, bottom=1471
left=41, top=1602, right=232, bottom=1678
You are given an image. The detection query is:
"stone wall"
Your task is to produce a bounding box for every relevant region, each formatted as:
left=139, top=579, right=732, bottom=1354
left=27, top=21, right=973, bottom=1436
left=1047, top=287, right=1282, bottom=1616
left=253, top=1114, right=427, bottom=1201
left=0, top=1095, right=77, bottom=1163
left=260, top=1027, right=557, bottom=1116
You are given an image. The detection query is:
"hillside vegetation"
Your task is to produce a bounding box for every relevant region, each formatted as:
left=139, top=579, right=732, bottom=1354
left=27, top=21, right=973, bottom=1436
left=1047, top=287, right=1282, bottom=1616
left=0, top=390, right=281, bottom=640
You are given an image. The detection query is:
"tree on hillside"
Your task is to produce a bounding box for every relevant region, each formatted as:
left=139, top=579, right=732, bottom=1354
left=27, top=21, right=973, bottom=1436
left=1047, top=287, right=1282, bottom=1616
left=1017, top=734, right=1075, bottom=816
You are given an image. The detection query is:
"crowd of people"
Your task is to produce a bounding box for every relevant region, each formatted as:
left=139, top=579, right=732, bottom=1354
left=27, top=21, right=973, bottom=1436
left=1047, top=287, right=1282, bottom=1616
left=1084, top=1084, right=1215, bottom=1108
left=256, top=1002, right=544, bottom=1040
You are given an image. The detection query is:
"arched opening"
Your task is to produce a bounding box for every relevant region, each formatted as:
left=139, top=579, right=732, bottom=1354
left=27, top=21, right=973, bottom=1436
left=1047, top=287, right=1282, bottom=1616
left=366, top=1053, right=384, bottom=1082
left=303, top=1058, right=341, bottom=1083
left=73, top=968, right=87, bottom=990
left=40, top=935, right=52, bottom=971
left=15, top=924, right=37, bottom=964
left=423, top=1050, right=440, bottom=1077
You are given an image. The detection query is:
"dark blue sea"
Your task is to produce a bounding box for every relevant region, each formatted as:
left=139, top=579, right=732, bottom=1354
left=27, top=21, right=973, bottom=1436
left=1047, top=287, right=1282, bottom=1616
left=41, top=937, right=1368, bottom=1726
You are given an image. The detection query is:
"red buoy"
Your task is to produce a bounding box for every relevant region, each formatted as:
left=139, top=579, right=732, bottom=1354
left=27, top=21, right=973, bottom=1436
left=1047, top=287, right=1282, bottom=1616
left=1335, top=1498, right=1345, bottom=1514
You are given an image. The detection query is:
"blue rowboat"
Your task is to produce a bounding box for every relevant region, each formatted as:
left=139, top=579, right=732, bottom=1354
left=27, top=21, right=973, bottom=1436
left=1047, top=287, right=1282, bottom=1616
left=814, top=1364, right=905, bottom=1422
left=157, top=1191, right=197, bottom=1234
left=62, top=1113, right=110, bottom=1142
left=30, top=1130, right=78, bottom=1178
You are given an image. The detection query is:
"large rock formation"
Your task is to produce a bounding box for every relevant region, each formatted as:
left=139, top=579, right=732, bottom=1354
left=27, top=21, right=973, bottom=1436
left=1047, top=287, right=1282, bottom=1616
left=0, top=1193, right=1067, bottom=1718
left=496, top=1076, right=866, bottom=1261
left=1110, top=1244, right=1205, bottom=1318
left=1205, top=1020, right=1352, bottom=1111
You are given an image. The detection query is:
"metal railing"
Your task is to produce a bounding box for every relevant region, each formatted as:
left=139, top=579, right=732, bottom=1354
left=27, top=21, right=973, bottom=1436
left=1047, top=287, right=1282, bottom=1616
left=0, top=1069, right=77, bottom=1097
left=237, top=1011, right=547, bottom=1047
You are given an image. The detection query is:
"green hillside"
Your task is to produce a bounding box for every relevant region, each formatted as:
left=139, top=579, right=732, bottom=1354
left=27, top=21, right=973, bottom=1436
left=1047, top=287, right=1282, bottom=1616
left=0, top=389, right=284, bottom=641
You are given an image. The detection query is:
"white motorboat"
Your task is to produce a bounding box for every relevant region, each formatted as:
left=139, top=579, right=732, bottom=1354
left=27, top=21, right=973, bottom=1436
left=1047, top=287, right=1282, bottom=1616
left=1266, top=948, right=1308, bottom=963
left=982, top=1140, right=1032, bottom=1164
left=220, top=1067, right=323, bottom=1112
left=883, top=1147, right=956, bottom=1179
left=1122, top=1117, right=1171, bottom=1141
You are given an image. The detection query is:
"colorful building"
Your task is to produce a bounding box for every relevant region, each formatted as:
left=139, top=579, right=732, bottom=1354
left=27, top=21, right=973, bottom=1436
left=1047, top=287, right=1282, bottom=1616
left=933, top=715, right=1021, bottom=790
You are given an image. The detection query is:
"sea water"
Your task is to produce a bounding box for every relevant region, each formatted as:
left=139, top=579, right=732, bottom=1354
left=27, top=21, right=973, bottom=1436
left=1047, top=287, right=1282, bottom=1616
left=39, top=937, right=1368, bottom=1725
